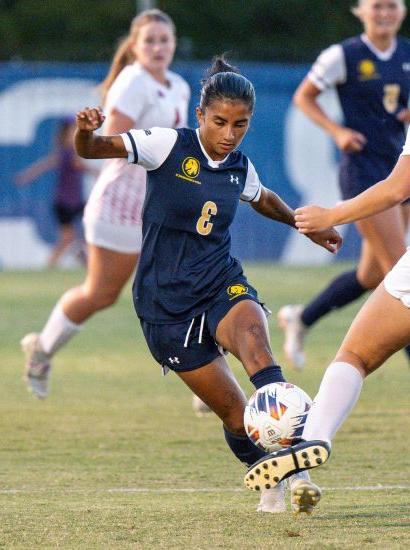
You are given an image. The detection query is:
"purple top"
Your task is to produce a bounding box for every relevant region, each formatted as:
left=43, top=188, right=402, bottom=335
left=54, top=147, right=83, bottom=208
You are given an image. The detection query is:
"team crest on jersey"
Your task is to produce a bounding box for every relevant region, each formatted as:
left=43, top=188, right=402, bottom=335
left=227, top=283, right=249, bottom=300
left=176, top=157, right=201, bottom=184
left=357, top=59, right=380, bottom=81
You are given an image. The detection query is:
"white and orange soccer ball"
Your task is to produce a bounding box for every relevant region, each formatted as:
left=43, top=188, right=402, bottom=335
left=244, top=382, right=312, bottom=452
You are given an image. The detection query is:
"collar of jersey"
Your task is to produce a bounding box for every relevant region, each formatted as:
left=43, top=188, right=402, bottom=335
left=132, top=61, right=172, bottom=90
left=361, top=33, right=397, bottom=61
left=195, top=128, right=230, bottom=168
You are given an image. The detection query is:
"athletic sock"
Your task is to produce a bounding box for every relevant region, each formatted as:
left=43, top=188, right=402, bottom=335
left=302, top=361, right=364, bottom=443
left=250, top=365, right=286, bottom=389
left=301, top=270, right=366, bottom=327
left=223, top=427, right=267, bottom=466
left=39, top=301, right=83, bottom=356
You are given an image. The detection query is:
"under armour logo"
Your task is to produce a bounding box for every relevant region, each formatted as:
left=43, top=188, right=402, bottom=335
left=168, top=357, right=180, bottom=364
left=230, top=174, right=239, bottom=184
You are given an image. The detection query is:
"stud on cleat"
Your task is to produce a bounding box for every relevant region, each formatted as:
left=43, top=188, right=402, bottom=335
left=290, top=479, right=322, bottom=515
left=244, top=440, right=330, bottom=491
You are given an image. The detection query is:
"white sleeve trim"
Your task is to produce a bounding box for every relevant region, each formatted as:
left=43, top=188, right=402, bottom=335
left=120, top=127, right=178, bottom=170
left=401, top=127, right=410, bottom=156
left=241, top=159, right=262, bottom=202
left=308, top=44, right=346, bottom=90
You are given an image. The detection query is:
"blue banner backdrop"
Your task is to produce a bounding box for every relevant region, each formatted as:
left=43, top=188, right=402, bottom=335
left=0, top=61, right=361, bottom=268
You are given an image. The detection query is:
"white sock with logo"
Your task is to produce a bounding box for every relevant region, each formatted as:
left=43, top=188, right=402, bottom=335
left=39, top=301, right=83, bottom=357
left=302, top=361, right=364, bottom=444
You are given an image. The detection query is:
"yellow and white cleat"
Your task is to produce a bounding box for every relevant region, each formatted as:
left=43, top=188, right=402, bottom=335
left=290, top=478, right=321, bottom=514
left=244, top=440, right=330, bottom=492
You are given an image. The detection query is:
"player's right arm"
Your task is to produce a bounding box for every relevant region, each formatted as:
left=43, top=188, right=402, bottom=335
left=293, top=46, right=366, bottom=153
left=295, top=154, right=410, bottom=232
left=75, top=107, right=128, bottom=159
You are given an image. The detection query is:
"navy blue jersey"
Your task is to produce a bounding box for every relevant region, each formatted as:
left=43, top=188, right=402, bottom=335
left=337, top=36, right=410, bottom=161
left=122, top=127, right=261, bottom=323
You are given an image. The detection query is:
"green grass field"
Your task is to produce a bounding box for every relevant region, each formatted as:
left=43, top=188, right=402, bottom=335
left=1, top=265, right=409, bottom=549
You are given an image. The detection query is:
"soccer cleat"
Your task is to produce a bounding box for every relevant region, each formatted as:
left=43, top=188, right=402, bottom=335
left=21, top=333, right=51, bottom=399
left=256, top=481, right=286, bottom=513
left=277, top=304, right=307, bottom=370
left=244, top=440, right=330, bottom=491
left=192, top=394, right=212, bottom=417
left=289, top=478, right=321, bottom=514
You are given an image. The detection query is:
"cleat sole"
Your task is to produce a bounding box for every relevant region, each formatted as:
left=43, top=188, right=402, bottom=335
left=244, top=440, right=330, bottom=491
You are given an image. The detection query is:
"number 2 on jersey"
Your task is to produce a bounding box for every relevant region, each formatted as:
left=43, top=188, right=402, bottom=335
left=383, top=84, right=400, bottom=114
left=196, top=201, right=217, bottom=235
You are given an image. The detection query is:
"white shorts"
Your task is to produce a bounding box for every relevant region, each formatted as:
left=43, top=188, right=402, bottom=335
left=384, top=248, right=410, bottom=308
left=84, top=216, right=142, bottom=254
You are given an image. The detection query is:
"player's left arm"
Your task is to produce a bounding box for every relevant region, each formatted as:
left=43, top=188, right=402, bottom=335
left=75, top=107, right=128, bottom=159
left=295, top=155, right=410, bottom=232
left=252, top=186, right=342, bottom=254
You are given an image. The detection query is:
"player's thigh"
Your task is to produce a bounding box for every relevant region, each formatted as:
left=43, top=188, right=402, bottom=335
left=337, top=283, right=410, bottom=373
left=356, top=206, right=406, bottom=274
left=177, top=356, right=247, bottom=432
left=215, top=299, right=274, bottom=375
left=84, top=244, right=138, bottom=296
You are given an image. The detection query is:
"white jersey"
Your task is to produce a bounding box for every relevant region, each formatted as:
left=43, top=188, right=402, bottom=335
left=84, top=62, right=190, bottom=252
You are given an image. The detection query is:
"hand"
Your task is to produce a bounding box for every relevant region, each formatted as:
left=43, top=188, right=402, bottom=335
left=76, top=107, right=105, bottom=131
left=333, top=127, right=367, bottom=153
left=304, top=226, right=342, bottom=254
left=295, top=205, right=334, bottom=233
left=396, top=108, right=410, bottom=123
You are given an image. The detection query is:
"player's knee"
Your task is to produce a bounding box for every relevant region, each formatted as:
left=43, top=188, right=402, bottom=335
left=335, top=350, right=372, bottom=377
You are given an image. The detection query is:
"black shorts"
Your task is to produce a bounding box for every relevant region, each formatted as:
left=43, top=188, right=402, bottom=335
left=140, top=276, right=259, bottom=372
left=339, top=154, right=396, bottom=201
left=53, top=203, right=84, bottom=225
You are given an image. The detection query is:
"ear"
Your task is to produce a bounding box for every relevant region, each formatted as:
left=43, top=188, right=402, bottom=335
left=195, top=106, right=203, bottom=125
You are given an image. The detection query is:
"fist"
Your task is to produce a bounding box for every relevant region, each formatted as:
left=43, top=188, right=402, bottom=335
left=76, top=107, right=105, bottom=131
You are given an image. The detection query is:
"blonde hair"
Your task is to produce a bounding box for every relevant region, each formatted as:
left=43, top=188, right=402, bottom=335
left=352, top=0, right=406, bottom=17
left=100, top=9, right=176, bottom=105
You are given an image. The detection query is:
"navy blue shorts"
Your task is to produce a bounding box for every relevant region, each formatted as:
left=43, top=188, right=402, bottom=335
left=140, top=276, right=259, bottom=372
left=339, top=154, right=397, bottom=200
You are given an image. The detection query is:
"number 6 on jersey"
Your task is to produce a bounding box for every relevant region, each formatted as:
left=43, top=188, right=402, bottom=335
left=196, top=201, right=218, bottom=235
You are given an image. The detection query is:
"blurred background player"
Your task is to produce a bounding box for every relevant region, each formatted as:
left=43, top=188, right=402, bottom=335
left=21, top=9, right=190, bottom=399
left=15, top=118, right=87, bottom=268
left=246, top=123, right=410, bottom=495
left=278, top=0, right=410, bottom=369
left=72, top=57, right=341, bottom=514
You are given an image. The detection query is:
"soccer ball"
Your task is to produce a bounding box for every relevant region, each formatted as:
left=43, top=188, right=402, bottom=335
left=244, top=382, right=312, bottom=452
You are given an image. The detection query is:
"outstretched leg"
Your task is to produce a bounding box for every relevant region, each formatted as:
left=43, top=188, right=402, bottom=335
left=22, top=244, right=138, bottom=398
left=246, top=277, right=410, bottom=490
